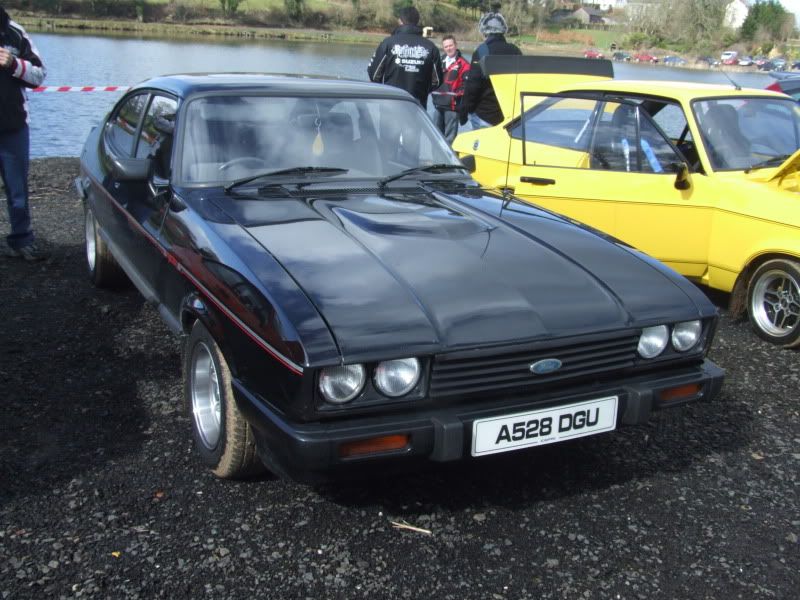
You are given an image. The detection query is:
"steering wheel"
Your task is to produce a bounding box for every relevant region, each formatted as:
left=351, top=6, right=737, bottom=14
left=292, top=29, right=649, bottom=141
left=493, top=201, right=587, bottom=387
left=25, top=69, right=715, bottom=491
left=218, top=156, right=269, bottom=172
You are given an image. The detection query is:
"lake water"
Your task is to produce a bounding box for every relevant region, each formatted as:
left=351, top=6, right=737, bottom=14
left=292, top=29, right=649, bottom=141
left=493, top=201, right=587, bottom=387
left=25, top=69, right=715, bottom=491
left=26, top=33, right=778, bottom=158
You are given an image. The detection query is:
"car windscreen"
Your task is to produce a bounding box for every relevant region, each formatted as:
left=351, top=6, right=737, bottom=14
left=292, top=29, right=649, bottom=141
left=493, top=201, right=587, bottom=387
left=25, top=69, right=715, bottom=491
left=179, top=94, right=459, bottom=184
left=693, top=97, right=800, bottom=171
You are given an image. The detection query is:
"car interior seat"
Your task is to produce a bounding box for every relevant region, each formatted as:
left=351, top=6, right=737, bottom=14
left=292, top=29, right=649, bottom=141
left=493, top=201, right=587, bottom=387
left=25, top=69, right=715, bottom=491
left=319, top=112, right=355, bottom=169
left=592, top=104, right=638, bottom=171
left=700, top=104, right=751, bottom=169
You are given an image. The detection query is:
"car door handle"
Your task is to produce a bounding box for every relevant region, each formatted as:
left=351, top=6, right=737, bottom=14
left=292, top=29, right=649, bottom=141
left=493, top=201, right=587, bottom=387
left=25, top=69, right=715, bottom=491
left=520, top=176, right=556, bottom=185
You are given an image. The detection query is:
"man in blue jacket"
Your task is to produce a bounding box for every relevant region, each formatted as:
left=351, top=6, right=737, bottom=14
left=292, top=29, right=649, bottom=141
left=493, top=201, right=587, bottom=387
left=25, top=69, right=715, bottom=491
left=367, top=6, right=443, bottom=108
left=0, top=4, right=47, bottom=261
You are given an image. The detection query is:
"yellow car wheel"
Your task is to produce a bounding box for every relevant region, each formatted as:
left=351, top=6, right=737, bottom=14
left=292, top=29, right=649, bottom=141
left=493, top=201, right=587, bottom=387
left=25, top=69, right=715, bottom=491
left=746, top=259, right=800, bottom=348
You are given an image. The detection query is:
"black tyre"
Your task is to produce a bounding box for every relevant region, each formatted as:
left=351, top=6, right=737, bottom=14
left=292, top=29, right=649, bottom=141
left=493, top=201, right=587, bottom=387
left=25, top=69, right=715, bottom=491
left=84, top=204, right=127, bottom=288
left=746, top=259, right=800, bottom=348
left=183, top=321, right=264, bottom=478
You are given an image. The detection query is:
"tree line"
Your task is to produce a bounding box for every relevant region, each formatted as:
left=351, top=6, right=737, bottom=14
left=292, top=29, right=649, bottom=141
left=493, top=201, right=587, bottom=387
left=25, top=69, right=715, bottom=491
left=624, top=0, right=795, bottom=54
left=5, top=0, right=797, bottom=53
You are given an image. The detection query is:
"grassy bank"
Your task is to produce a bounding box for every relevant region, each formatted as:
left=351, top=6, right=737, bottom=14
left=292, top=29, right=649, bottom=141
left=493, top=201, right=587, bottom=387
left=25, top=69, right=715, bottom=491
left=18, top=13, right=625, bottom=58
left=17, top=14, right=387, bottom=45
left=16, top=11, right=722, bottom=64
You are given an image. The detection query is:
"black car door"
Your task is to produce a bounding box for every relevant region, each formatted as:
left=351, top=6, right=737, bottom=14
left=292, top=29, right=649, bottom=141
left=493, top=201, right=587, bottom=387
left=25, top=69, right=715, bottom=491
left=96, top=91, right=178, bottom=299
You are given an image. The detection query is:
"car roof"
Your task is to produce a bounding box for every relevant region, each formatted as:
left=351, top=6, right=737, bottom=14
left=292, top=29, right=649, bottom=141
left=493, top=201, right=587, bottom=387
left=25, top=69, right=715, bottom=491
left=129, top=72, right=414, bottom=101
left=560, top=78, right=790, bottom=101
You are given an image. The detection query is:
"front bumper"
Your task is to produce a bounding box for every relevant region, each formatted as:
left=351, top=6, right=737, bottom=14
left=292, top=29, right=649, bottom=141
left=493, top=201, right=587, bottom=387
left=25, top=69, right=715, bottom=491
left=235, top=359, right=724, bottom=483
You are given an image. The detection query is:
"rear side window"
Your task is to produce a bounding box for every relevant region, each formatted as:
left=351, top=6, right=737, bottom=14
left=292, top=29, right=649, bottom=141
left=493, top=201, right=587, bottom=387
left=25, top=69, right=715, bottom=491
left=106, top=93, right=148, bottom=156
left=512, top=93, right=682, bottom=173
left=511, top=95, right=597, bottom=152
left=135, top=95, right=178, bottom=159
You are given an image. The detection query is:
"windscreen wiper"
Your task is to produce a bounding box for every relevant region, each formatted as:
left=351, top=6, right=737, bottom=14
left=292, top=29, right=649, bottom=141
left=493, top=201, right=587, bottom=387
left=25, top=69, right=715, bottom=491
left=224, top=167, right=349, bottom=194
left=744, top=154, right=792, bottom=173
left=377, top=163, right=468, bottom=190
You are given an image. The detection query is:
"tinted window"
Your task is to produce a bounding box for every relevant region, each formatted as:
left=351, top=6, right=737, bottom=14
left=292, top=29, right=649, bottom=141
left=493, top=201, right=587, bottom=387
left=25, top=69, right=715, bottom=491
left=514, top=95, right=680, bottom=173
left=512, top=95, right=597, bottom=153
left=639, top=115, right=681, bottom=173
left=180, top=95, right=458, bottom=184
left=694, top=97, right=800, bottom=170
left=136, top=95, right=178, bottom=159
left=651, top=103, right=690, bottom=140
left=107, top=93, right=148, bottom=156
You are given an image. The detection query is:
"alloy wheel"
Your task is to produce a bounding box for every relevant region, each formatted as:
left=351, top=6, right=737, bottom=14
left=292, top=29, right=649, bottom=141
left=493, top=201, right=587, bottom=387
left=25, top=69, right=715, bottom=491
left=750, top=268, right=800, bottom=338
left=85, top=210, right=96, bottom=273
left=191, top=342, right=222, bottom=450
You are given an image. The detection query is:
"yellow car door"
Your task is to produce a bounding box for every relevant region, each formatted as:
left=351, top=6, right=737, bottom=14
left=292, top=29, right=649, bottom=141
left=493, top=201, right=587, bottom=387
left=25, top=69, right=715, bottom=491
left=510, top=94, right=712, bottom=278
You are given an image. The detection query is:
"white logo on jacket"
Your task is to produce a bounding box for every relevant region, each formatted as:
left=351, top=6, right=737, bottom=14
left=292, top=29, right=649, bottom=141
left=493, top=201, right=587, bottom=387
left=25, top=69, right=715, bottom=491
left=391, top=44, right=430, bottom=60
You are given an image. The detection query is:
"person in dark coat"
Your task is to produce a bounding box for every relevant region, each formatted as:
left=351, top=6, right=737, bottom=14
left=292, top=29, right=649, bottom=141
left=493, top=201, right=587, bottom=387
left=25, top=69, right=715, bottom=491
left=366, top=6, right=443, bottom=108
left=431, top=35, right=470, bottom=144
left=461, top=10, right=521, bottom=129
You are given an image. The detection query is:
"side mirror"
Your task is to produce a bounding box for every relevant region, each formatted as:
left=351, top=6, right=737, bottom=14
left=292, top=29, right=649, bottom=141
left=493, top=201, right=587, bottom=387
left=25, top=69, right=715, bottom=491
left=148, top=173, right=171, bottom=202
left=672, top=161, right=692, bottom=190
left=460, top=154, right=477, bottom=173
left=110, top=156, right=150, bottom=181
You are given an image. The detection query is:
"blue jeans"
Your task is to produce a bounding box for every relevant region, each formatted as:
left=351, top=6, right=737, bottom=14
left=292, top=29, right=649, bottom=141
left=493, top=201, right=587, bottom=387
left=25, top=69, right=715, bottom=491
left=434, top=108, right=459, bottom=144
left=0, top=125, right=34, bottom=250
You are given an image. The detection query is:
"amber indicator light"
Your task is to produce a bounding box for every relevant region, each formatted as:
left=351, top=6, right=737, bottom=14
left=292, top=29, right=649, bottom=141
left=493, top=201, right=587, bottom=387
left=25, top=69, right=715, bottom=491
left=661, top=383, right=701, bottom=402
left=339, top=434, right=410, bottom=458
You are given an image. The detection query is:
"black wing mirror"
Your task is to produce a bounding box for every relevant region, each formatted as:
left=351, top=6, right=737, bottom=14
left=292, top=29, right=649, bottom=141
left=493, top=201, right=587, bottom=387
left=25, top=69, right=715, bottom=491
left=672, top=161, right=692, bottom=190
left=110, top=156, right=150, bottom=181
left=460, top=154, right=477, bottom=173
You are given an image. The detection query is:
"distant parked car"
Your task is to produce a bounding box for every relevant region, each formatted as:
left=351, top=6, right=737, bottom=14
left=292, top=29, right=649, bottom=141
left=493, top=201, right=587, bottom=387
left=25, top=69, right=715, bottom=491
left=792, top=60, right=800, bottom=71
left=766, top=72, right=800, bottom=101
left=611, top=51, right=631, bottom=62
left=760, top=58, right=787, bottom=71
left=738, top=56, right=754, bottom=66
left=720, top=50, right=738, bottom=64
left=695, top=56, right=720, bottom=67
left=754, top=56, right=769, bottom=68
left=583, top=48, right=604, bottom=59
left=662, top=55, right=687, bottom=66
left=633, top=52, right=658, bottom=63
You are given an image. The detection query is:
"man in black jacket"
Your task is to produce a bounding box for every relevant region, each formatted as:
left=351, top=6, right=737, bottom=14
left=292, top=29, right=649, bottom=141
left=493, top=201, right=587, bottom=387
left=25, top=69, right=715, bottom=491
left=461, top=10, right=521, bottom=129
left=367, top=6, right=443, bottom=108
left=0, top=4, right=47, bottom=260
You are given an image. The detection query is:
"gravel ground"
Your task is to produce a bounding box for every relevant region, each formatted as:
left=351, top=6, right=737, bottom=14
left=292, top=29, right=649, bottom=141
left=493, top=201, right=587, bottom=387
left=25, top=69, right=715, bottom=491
left=1, top=158, right=798, bottom=599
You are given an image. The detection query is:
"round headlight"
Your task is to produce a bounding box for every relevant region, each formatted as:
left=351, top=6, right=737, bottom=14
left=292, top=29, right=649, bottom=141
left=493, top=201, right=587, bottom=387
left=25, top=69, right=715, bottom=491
left=319, top=364, right=366, bottom=404
left=672, top=320, right=702, bottom=351
left=374, top=358, right=421, bottom=398
left=638, top=325, right=669, bottom=359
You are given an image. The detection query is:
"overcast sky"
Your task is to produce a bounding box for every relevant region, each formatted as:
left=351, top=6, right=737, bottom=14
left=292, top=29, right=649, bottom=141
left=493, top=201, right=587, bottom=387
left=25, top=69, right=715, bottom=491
left=779, top=0, right=800, bottom=25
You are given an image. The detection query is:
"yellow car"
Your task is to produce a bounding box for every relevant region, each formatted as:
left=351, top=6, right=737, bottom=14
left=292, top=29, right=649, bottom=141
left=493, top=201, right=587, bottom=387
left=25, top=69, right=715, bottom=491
left=454, top=56, right=800, bottom=348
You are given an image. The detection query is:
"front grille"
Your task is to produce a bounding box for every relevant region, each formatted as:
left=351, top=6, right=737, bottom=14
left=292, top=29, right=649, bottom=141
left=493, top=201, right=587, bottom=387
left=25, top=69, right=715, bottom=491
left=430, top=331, right=640, bottom=399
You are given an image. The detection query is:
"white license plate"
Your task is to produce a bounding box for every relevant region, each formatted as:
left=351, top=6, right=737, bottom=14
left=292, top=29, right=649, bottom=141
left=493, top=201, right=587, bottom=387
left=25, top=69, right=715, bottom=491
left=471, top=396, right=618, bottom=457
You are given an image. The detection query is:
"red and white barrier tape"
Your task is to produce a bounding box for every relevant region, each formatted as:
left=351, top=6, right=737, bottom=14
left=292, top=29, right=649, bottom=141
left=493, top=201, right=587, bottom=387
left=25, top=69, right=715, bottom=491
left=31, top=86, right=130, bottom=92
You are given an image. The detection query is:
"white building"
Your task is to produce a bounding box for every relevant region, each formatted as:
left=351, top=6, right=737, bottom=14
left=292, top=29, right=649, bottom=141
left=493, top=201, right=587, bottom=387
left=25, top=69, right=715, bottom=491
left=724, top=0, right=750, bottom=29
left=596, top=0, right=627, bottom=9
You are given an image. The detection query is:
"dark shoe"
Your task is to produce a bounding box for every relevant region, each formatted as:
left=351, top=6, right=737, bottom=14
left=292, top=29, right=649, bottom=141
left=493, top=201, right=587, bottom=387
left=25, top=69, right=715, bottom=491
left=7, top=243, right=49, bottom=262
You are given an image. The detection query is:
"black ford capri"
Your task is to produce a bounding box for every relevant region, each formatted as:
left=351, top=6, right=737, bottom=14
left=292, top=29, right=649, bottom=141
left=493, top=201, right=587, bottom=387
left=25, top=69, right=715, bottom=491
left=76, top=73, right=724, bottom=483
